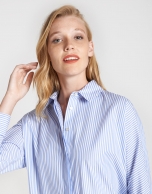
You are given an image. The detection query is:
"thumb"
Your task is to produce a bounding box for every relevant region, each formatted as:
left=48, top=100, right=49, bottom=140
left=25, top=71, right=34, bottom=88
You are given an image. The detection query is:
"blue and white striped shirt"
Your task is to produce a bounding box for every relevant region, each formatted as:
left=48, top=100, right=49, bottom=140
left=0, top=80, right=152, bottom=194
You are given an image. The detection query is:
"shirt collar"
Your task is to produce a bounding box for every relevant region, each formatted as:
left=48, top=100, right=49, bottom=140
left=78, top=80, right=103, bottom=101
left=47, top=80, right=103, bottom=104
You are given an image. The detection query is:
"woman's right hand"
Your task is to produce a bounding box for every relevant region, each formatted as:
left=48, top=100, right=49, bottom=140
left=0, top=62, right=38, bottom=115
left=6, top=62, right=38, bottom=103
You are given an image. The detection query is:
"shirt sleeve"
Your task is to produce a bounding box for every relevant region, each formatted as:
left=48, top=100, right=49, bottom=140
left=125, top=100, right=152, bottom=193
left=0, top=112, right=25, bottom=174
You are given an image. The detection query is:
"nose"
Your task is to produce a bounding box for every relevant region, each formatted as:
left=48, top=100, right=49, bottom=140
left=64, top=39, right=74, bottom=51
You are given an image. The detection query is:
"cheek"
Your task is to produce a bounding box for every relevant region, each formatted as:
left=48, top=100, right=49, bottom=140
left=48, top=48, right=57, bottom=61
left=47, top=46, right=52, bottom=59
left=81, top=44, right=90, bottom=55
left=48, top=45, right=62, bottom=58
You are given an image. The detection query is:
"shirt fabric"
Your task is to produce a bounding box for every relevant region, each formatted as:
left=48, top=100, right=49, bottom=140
left=0, top=80, right=152, bottom=194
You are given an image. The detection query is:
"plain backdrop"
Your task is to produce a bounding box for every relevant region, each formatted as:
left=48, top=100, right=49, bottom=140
left=0, top=0, right=152, bottom=193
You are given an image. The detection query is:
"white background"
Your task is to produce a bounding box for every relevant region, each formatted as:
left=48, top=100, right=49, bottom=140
left=0, top=0, right=152, bottom=193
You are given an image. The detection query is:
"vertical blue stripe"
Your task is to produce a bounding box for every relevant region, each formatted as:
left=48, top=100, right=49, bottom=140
left=0, top=80, right=152, bottom=193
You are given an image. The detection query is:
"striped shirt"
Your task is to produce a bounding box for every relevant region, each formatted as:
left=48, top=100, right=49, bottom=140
left=0, top=80, right=152, bottom=194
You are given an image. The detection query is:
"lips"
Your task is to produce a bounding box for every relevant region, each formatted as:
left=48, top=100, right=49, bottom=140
left=63, top=54, right=79, bottom=63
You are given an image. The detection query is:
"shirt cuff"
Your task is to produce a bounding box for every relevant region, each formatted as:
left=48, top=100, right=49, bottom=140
left=0, top=112, right=11, bottom=137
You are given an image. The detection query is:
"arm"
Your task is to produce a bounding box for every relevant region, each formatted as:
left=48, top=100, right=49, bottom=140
left=125, top=100, right=152, bottom=193
left=0, top=62, right=38, bottom=174
left=0, top=112, right=25, bottom=174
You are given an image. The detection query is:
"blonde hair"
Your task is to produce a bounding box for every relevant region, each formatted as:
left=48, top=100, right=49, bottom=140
left=33, top=5, right=105, bottom=118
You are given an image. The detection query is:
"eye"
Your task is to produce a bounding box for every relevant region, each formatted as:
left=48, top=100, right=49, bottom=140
left=52, top=39, right=62, bottom=43
left=75, top=36, right=83, bottom=40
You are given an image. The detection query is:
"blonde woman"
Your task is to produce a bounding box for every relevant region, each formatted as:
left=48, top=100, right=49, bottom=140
left=0, top=5, right=151, bottom=194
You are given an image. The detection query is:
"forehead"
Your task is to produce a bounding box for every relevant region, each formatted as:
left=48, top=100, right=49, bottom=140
left=49, top=15, right=86, bottom=32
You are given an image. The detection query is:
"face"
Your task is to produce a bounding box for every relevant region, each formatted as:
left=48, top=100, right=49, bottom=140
left=47, top=16, right=94, bottom=80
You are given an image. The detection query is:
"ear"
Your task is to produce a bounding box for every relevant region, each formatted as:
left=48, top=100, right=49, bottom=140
left=88, top=41, right=94, bottom=57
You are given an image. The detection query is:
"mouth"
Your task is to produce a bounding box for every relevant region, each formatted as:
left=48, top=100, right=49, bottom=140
left=63, top=54, right=79, bottom=64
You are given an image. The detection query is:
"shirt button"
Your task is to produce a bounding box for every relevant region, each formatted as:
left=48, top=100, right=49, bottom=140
left=65, top=128, right=69, bottom=131
left=73, top=92, right=77, bottom=96
left=69, top=106, right=73, bottom=110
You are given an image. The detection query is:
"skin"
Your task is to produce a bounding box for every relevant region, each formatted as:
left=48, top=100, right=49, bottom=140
left=0, top=16, right=94, bottom=118
left=0, top=63, right=38, bottom=115
left=48, top=16, right=94, bottom=117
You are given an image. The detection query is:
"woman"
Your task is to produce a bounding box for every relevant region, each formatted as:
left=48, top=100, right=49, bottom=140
left=0, top=5, right=151, bottom=194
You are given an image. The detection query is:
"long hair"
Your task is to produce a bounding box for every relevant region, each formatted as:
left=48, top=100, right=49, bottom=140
left=33, top=5, right=105, bottom=118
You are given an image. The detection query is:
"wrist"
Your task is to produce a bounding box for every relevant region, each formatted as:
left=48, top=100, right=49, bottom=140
left=5, top=91, right=19, bottom=104
left=0, top=93, right=18, bottom=115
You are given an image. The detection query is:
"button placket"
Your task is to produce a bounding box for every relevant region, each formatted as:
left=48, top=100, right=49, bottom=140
left=65, top=105, right=74, bottom=131
left=54, top=100, right=64, bottom=131
left=69, top=106, right=73, bottom=110
left=64, top=96, right=75, bottom=132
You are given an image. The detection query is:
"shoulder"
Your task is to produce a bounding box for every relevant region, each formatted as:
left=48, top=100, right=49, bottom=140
left=98, top=89, right=139, bottom=123
left=21, top=109, right=38, bottom=124
left=100, top=89, right=133, bottom=109
left=100, top=89, right=142, bottom=129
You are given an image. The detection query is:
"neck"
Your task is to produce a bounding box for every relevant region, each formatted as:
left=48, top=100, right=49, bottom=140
left=57, top=76, right=88, bottom=107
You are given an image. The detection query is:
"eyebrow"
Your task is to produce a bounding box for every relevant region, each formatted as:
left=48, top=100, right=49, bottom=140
left=75, top=28, right=86, bottom=34
left=49, top=28, right=86, bottom=38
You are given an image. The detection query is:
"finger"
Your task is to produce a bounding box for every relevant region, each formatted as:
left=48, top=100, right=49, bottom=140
left=24, top=72, right=34, bottom=87
left=11, top=68, right=32, bottom=82
left=10, top=63, right=38, bottom=85
left=15, top=65, right=38, bottom=78
left=23, top=62, right=38, bottom=68
left=15, top=62, right=38, bottom=70
left=20, top=63, right=38, bottom=80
